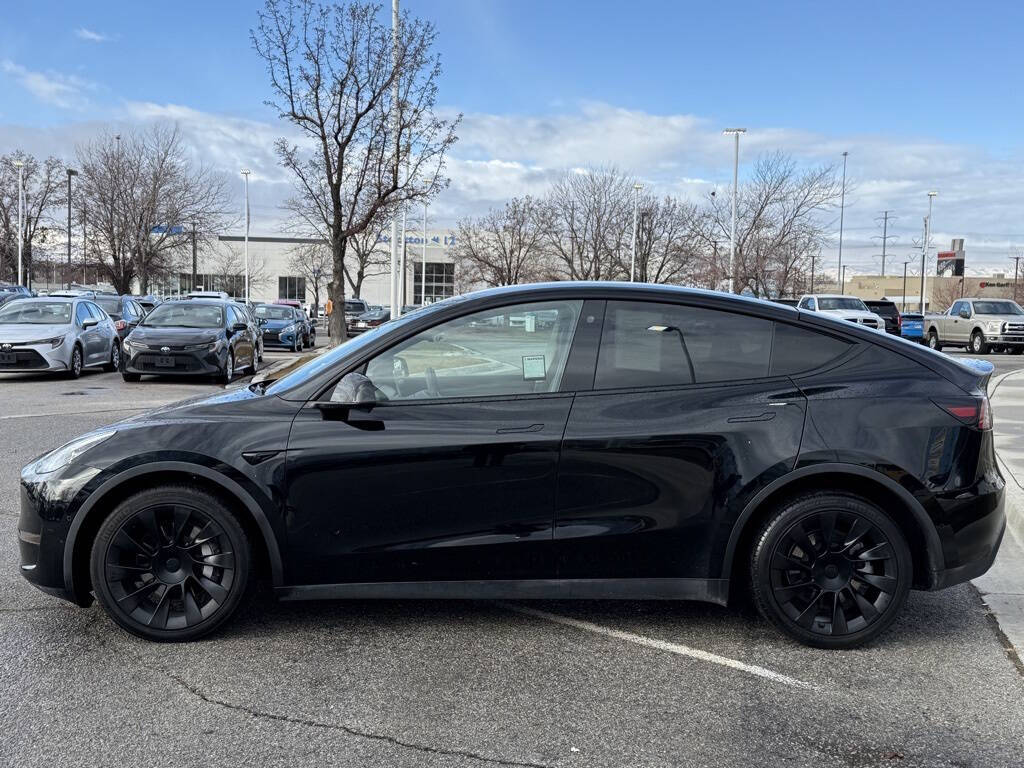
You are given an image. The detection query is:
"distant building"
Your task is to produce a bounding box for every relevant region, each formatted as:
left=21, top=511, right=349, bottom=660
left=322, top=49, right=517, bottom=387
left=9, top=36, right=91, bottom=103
left=152, top=231, right=457, bottom=307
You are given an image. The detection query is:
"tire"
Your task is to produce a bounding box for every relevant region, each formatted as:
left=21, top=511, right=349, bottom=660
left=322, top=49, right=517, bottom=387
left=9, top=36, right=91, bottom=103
left=89, top=485, right=252, bottom=642
left=257, top=342, right=264, bottom=364
left=66, top=344, right=84, bottom=379
left=292, top=336, right=301, bottom=353
left=1011, top=347, right=1024, bottom=355
left=927, top=329, right=942, bottom=351
left=308, top=332, right=316, bottom=348
left=122, top=372, right=141, bottom=382
left=219, top=351, right=235, bottom=384
left=970, top=330, right=989, bottom=355
left=750, top=492, right=912, bottom=649
left=103, top=341, right=121, bottom=373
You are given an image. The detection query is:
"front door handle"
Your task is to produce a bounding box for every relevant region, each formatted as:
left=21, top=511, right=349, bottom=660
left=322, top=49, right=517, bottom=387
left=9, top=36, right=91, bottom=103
left=496, top=423, right=544, bottom=434
left=726, top=412, right=776, bottom=423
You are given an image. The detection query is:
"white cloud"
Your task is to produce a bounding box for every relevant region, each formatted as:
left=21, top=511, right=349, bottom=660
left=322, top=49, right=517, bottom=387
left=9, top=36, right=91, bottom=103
left=75, top=28, right=113, bottom=43
left=1, top=59, right=97, bottom=110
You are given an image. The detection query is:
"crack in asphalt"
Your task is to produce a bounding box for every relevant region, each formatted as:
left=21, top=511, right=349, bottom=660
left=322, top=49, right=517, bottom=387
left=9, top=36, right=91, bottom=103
left=163, top=671, right=551, bottom=768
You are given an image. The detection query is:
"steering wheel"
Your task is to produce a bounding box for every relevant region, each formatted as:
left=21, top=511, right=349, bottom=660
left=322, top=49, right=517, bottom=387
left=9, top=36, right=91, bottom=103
left=424, top=366, right=441, bottom=398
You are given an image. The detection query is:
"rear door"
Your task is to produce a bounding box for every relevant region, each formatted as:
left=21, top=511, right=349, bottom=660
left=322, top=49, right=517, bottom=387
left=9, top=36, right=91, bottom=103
left=554, top=300, right=809, bottom=582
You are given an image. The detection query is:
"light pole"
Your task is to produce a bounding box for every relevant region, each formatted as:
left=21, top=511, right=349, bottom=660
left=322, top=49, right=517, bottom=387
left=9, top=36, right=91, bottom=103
left=240, top=169, right=251, bottom=302
left=389, top=0, right=401, bottom=321
left=422, top=201, right=428, bottom=306
left=723, top=128, right=746, bottom=293
left=902, top=258, right=911, bottom=312
left=837, top=151, right=848, bottom=287
left=841, top=264, right=847, bottom=294
left=14, top=160, right=24, bottom=286
left=630, top=183, right=643, bottom=282
left=920, top=190, right=937, bottom=313
left=66, top=168, right=77, bottom=289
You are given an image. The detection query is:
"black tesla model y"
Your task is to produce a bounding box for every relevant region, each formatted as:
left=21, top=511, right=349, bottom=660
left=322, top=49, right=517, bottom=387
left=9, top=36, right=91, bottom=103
left=18, top=283, right=1005, bottom=647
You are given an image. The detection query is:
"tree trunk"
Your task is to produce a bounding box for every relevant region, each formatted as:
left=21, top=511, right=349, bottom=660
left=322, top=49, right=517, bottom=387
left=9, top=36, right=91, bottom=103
left=328, top=235, right=348, bottom=344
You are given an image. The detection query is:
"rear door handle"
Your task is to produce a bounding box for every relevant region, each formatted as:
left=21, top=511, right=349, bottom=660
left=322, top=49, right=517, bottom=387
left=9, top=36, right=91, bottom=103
left=496, top=423, right=544, bottom=434
left=726, top=412, right=776, bottom=423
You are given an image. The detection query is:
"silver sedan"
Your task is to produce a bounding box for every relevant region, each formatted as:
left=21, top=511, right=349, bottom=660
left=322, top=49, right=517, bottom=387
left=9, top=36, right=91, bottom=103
left=0, top=297, right=120, bottom=377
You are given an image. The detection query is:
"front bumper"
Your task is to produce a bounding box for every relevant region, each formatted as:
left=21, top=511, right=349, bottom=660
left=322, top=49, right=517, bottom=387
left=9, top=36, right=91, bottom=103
left=0, top=341, right=71, bottom=372
left=261, top=327, right=299, bottom=348
left=985, top=334, right=1024, bottom=345
left=122, top=344, right=226, bottom=376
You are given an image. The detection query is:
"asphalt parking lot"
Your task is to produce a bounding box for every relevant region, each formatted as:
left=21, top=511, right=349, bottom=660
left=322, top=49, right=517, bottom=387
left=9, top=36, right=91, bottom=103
left=2, top=347, right=1023, bottom=768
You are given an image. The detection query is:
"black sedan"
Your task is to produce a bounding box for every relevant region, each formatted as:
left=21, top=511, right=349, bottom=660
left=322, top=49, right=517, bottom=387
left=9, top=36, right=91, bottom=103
left=120, top=299, right=257, bottom=383
left=18, top=283, right=1004, bottom=647
left=90, top=294, right=148, bottom=346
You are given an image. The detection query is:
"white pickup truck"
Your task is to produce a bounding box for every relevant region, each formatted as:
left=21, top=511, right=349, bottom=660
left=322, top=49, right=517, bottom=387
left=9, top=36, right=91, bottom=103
left=925, top=297, right=1024, bottom=354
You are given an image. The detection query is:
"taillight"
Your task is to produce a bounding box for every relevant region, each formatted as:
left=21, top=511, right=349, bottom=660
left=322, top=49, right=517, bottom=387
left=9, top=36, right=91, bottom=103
left=115, top=319, right=127, bottom=331
left=934, top=396, right=992, bottom=430
left=897, top=314, right=902, bottom=328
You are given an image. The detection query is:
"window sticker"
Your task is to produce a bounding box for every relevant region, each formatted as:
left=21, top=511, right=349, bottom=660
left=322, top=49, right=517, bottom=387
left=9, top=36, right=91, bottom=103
left=522, top=355, right=547, bottom=380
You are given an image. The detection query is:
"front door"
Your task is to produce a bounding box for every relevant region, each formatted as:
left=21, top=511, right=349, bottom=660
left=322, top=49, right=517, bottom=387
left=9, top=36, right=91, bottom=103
left=554, top=299, right=808, bottom=582
left=283, top=298, right=586, bottom=586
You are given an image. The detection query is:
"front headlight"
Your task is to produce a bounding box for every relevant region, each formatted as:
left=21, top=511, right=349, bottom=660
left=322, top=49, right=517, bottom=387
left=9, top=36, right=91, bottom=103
left=986, top=321, right=1003, bottom=334
left=25, top=334, right=66, bottom=349
left=183, top=340, right=219, bottom=351
left=33, top=430, right=116, bottom=474
left=281, top=324, right=295, bottom=334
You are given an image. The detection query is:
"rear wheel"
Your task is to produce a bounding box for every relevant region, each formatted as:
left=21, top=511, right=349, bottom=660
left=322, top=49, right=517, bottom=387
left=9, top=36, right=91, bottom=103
left=927, top=329, right=942, bottom=351
left=103, top=341, right=121, bottom=372
left=970, top=330, right=989, bottom=355
left=89, top=485, right=252, bottom=642
left=750, top=492, right=912, bottom=649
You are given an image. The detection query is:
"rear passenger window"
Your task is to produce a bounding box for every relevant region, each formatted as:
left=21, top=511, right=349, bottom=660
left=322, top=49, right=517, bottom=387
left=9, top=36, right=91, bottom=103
left=595, top=301, right=774, bottom=388
left=770, top=323, right=852, bottom=376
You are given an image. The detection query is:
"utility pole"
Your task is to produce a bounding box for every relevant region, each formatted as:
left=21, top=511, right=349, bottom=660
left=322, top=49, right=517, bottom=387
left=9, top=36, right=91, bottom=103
left=837, top=151, right=848, bottom=285
left=389, top=0, right=401, bottom=321
left=902, top=259, right=911, bottom=312
left=630, top=183, right=643, bottom=281
left=1013, top=254, right=1021, bottom=303
left=841, top=264, right=847, bottom=294
left=191, top=221, right=198, bottom=291
left=241, top=170, right=251, bottom=301
left=809, top=251, right=816, bottom=293
left=66, top=168, right=77, bottom=289
left=723, top=128, right=746, bottom=293
left=873, top=210, right=897, bottom=276
left=920, top=191, right=937, bottom=313
left=15, top=160, right=24, bottom=286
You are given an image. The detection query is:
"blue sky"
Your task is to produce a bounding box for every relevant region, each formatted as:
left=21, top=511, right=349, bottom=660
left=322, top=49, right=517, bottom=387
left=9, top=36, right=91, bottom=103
left=2, top=0, right=1024, bottom=270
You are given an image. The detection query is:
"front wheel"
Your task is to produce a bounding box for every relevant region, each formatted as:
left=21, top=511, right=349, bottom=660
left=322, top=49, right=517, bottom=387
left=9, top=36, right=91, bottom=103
left=926, top=329, right=942, bottom=351
left=66, top=345, right=84, bottom=379
left=219, top=351, right=234, bottom=384
left=750, top=492, right=912, bottom=649
left=89, top=485, right=252, bottom=642
left=1011, top=347, right=1024, bottom=355
left=970, top=330, right=989, bottom=355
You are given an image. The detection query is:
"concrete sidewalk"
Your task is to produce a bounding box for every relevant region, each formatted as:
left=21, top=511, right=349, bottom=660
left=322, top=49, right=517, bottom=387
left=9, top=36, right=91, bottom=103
left=972, top=369, right=1024, bottom=661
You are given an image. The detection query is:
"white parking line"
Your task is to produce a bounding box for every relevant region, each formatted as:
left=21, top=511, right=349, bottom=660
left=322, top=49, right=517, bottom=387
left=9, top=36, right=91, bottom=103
left=501, top=603, right=817, bottom=691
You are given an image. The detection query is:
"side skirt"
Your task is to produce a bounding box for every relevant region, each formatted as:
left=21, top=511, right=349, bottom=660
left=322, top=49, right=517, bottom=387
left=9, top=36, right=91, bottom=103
left=276, top=578, right=730, bottom=605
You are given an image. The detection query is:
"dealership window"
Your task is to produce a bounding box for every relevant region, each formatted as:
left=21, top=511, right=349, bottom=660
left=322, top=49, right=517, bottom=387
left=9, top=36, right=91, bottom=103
left=279, top=276, right=307, bottom=301
left=413, top=262, right=455, bottom=305
left=175, top=273, right=245, bottom=298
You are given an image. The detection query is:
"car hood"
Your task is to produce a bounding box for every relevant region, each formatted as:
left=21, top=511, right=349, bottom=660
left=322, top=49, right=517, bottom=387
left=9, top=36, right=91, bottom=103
left=119, top=383, right=264, bottom=424
left=128, top=326, right=223, bottom=345
left=974, top=314, right=1024, bottom=324
left=0, top=323, right=70, bottom=342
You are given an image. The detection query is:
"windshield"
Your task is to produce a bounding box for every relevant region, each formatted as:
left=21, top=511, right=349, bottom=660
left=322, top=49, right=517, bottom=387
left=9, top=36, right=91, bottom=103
left=0, top=301, right=72, bottom=324
left=142, top=303, right=224, bottom=328
left=265, top=298, right=461, bottom=396
left=818, top=297, right=869, bottom=312
left=344, top=301, right=366, bottom=312
left=973, top=301, right=1024, bottom=315
left=255, top=305, right=293, bottom=320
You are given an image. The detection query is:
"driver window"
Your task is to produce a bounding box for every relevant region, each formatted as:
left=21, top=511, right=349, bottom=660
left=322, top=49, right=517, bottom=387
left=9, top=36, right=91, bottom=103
left=353, top=300, right=583, bottom=401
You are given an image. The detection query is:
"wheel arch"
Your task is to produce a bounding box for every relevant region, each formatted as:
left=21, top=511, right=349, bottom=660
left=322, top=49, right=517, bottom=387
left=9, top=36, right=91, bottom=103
left=64, top=461, right=284, bottom=605
left=723, top=463, right=944, bottom=598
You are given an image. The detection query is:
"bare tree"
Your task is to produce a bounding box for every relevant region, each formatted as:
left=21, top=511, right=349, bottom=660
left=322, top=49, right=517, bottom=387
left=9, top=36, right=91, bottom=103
left=0, top=152, right=66, bottom=286
left=343, top=210, right=390, bottom=298
left=696, top=151, right=843, bottom=297
left=544, top=167, right=633, bottom=281
left=287, top=240, right=333, bottom=311
left=75, top=127, right=233, bottom=294
left=206, top=240, right=271, bottom=296
left=615, top=194, right=703, bottom=285
left=453, top=196, right=549, bottom=290
left=253, top=0, right=460, bottom=341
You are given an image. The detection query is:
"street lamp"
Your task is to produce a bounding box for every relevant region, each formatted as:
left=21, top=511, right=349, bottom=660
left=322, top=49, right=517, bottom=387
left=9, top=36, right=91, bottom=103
left=630, top=183, right=643, bottom=282
left=66, top=168, right=78, bottom=289
left=422, top=202, right=428, bottom=306
left=14, top=160, right=24, bottom=286
left=240, top=169, right=251, bottom=302
left=902, top=258, right=912, bottom=313
left=722, top=129, right=746, bottom=293
left=837, top=151, right=848, bottom=287
left=920, top=190, right=938, bottom=313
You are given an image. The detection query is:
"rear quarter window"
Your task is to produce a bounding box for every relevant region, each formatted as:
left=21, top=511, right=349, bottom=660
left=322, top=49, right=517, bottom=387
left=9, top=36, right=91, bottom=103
left=770, top=322, right=853, bottom=376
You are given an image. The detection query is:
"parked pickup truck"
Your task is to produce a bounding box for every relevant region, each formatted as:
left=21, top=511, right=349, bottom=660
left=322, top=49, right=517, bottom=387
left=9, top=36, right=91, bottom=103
left=925, top=297, right=1024, bottom=354
left=796, top=294, right=885, bottom=331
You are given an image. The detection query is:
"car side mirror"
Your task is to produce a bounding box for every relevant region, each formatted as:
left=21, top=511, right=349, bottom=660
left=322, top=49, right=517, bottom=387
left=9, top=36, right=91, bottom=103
left=959, top=309, right=970, bottom=319
left=232, top=322, right=248, bottom=332
left=82, top=318, right=98, bottom=329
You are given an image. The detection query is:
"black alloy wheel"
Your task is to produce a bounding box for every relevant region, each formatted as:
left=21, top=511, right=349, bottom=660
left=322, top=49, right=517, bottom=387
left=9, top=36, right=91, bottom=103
left=219, top=350, right=234, bottom=384
left=751, top=493, right=911, bottom=649
left=90, top=486, right=251, bottom=641
left=67, top=345, right=83, bottom=379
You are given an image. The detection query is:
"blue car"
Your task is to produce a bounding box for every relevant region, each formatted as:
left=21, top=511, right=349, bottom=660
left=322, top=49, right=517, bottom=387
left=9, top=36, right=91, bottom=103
left=901, top=312, right=925, bottom=343
left=254, top=304, right=307, bottom=351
